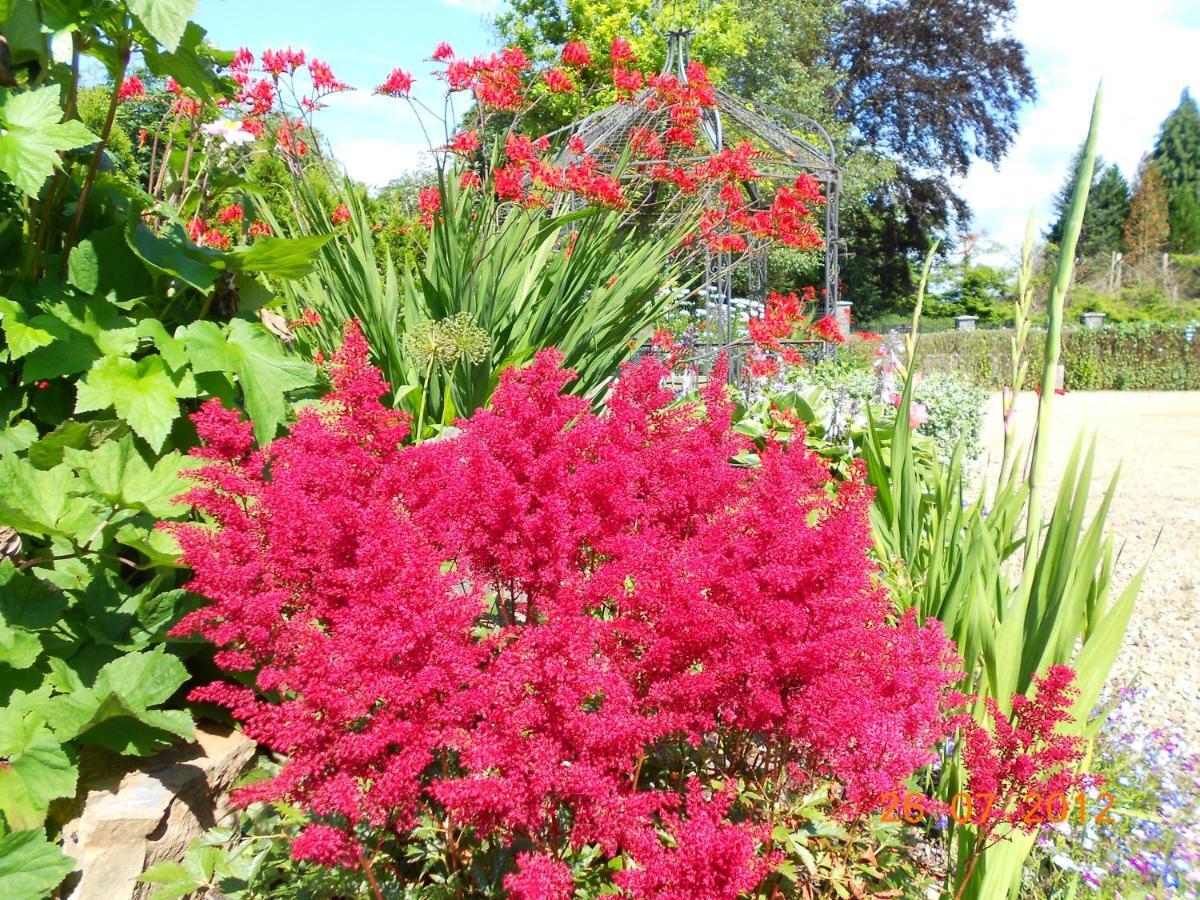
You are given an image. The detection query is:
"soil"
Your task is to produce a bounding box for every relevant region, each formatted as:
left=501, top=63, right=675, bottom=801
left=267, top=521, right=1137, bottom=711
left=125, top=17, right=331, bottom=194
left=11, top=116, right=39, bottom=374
left=977, top=390, right=1200, bottom=750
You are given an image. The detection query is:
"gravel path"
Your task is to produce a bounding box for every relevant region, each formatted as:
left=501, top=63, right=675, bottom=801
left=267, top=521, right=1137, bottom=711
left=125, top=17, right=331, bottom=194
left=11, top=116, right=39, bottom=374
left=977, top=391, right=1200, bottom=750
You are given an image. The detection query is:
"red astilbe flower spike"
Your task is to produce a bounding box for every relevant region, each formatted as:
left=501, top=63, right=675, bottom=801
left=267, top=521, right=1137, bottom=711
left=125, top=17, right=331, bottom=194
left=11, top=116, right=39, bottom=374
left=174, top=327, right=961, bottom=894
left=962, top=666, right=1092, bottom=839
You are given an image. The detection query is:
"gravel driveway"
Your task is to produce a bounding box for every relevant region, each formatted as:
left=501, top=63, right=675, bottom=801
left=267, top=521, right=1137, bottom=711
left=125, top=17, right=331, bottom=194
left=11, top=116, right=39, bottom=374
left=977, top=391, right=1200, bottom=750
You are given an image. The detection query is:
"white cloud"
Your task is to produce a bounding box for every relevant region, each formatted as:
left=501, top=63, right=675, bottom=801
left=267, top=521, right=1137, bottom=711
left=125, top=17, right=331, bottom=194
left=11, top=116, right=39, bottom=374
left=331, top=138, right=432, bottom=188
left=959, top=0, right=1200, bottom=258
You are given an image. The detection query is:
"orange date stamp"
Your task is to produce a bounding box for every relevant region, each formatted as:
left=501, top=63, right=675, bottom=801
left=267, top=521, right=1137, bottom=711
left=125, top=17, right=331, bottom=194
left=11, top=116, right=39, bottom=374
left=879, top=791, right=1115, bottom=826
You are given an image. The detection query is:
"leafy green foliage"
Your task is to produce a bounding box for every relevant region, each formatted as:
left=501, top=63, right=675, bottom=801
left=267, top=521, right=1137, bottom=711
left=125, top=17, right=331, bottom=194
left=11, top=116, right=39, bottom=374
left=1047, top=150, right=1130, bottom=259
left=1153, top=89, right=1200, bottom=253
left=915, top=323, right=1200, bottom=390
left=0, top=86, right=97, bottom=197
left=273, top=174, right=687, bottom=434
left=0, top=829, right=75, bottom=900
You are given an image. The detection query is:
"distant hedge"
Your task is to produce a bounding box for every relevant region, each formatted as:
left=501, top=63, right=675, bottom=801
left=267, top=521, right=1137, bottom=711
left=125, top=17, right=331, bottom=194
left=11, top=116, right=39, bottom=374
left=913, top=323, right=1200, bottom=390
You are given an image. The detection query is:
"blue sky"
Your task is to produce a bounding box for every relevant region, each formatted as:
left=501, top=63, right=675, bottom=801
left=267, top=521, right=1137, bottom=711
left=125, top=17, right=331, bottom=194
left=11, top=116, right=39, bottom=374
left=195, top=0, right=1200, bottom=261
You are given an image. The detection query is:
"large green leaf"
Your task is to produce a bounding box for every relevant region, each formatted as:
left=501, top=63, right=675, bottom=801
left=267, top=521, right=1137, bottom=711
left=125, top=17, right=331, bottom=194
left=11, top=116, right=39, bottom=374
left=0, top=830, right=75, bottom=900
left=178, top=318, right=315, bottom=444
left=67, top=226, right=153, bottom=300
left=42, top=647, right=194, bottom=755
left=0, top=85, right=97, bottom=197
left=75, top=356, right=190, bottom=451
left=20, top=297, right=140, bottom=383
left=0, top=706, right=78, bottom=830
left=126, top=0, right=197, bottom=52
left=140, top=22, right=226, bottom=100
left=0, top=455, right=78, bottom=535
left=127, top=219, right=223, bottom=292
left=0, top=297, right=54, bottom=359
left=226, top=235, right=333, bottom=279
left=64, top=436, right=190, bottom=518
left=0, top=561, right=68, bottom=629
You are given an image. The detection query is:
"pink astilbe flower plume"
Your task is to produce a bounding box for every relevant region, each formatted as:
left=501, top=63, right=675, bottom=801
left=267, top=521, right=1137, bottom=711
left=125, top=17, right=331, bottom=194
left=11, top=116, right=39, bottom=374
left=172, top=324, right=961, bottom=894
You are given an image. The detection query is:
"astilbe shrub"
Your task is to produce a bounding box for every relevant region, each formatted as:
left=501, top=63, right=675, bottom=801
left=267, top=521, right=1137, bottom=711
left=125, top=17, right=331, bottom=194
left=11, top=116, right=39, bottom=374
left=171, top=324, right=962, bottom=896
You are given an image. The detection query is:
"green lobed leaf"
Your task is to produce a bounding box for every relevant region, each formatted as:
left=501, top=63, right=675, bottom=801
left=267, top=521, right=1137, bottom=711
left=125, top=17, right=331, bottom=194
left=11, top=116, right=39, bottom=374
left=0, top=561, right=68, bottom=629
left=0, top=706, right=78, bottom=831
left=75, top=356, right=188, bottom=451
left=0, top=86, right=97, bottom=197
left=0, top=830, right=75, bottom=900
left=178, top=319, right=315, bottom=444
left=0, top=297, right=54, bottom=359
left=226, top=234, right=334, bottom=279
left=25, top=419, right=129, bottom=470
left=0, top=455, right=78, bottom=536
left=126, top=0, right=198, bottom=52
left=64, top=436, right=190, bottom=518
left=42, top=647, right=194, bottom=754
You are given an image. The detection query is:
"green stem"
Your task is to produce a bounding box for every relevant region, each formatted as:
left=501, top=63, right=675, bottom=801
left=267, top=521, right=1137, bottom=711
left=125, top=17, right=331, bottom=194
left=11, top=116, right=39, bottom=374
left=62, top=35, right=131, bottom=272
left=1024, top=86, right=1102, bottom=562
left=414, top=357, right=436, bottom=441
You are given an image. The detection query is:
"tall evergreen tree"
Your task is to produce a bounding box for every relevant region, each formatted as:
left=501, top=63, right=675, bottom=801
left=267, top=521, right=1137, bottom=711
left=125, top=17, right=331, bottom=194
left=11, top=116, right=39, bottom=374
left=1153, top=89, right=1200, bottom=252
left=1123, top=156, right=1170, bottom=267
left=1046, top=151, right=1129, bottom=258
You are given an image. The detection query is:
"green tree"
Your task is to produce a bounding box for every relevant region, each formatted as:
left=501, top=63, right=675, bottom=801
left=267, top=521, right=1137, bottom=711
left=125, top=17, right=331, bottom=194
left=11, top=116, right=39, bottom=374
left=494, top=0, right=1035, bottom=319
left=1047, top=150, right=1129, bottom=259
left=1123, top=156, right=1170, bottom=267
left=1153, top=89, right=1200, bottom=252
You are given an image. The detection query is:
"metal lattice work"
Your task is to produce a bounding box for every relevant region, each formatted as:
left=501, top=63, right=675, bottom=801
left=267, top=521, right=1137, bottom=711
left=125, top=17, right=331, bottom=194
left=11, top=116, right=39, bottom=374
left=544, top=19, right=843, bottom=380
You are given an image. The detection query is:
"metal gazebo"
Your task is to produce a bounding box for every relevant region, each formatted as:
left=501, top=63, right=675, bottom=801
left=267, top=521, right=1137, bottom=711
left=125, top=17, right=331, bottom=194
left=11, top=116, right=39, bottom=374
left=545, top=2, right=844, bottom=376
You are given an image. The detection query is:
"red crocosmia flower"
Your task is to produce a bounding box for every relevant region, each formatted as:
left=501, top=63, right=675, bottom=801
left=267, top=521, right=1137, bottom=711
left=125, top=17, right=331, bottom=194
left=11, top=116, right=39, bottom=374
left=504, top=132, right=546, bottom=166
left=493, top=165, right=528, bottom=203
left=217, top=204, right=244, bottom=225
left=613, top=66, right=644, bottom=98
left=137, top=129, right=149, bottom=148
left=562, top=40, right=592, bottom=68
left=567, top=135, right=587, bottom=156
left=418, top=186, right=441, bottom=228
left=202, top=227, right=230, bottom=250
left=289, top=307, right=322, bottom=329
left=231, top=47, right=254, bottom=70
left=186, top=216, right=205, bottom=243
left=543, top=67, right=574, bottom=94
left=610, top=37, right=636, bottom=65
left=447, top=130, right=481, bottom=155
left=376, top=68, right=414, bottom=97
left=166, top=77, right=184, bottom=96
left=263, top=47, right=306, bottom=76
left=445, top=59, right=475, bottom=91
left=35, top=380, right=50, bottom=389
left=813, top=315, right=845, bottom=344
left=247, top=220, right=271, bottom=238
left=308, top=58, right=348, bottom=93
left=118, top=75, right=146, bottom=102
left=432, top=42, right=455, bottom=62
left=330, top=203, right=351, bottom=226
left=459, top=170, right=482, bottom=191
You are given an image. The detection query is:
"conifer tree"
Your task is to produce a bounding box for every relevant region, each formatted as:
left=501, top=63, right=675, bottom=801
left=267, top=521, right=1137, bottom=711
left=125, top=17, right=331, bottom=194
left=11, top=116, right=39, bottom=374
left=1153, top=89, right=1200, bottom=252
left=1047, top=150, right=1129, bottom=258
left=1123, top=156, right=1170, bottom=267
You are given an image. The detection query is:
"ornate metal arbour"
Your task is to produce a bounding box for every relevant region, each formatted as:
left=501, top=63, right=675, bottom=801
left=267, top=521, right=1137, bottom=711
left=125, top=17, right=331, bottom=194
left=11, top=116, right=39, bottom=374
left=549, top=0, right=843, bottom=373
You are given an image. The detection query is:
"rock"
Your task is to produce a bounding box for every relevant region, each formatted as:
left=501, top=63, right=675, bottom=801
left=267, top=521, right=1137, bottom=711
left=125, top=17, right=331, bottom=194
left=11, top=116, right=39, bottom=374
left=60, top=722, right=256, bottom=900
